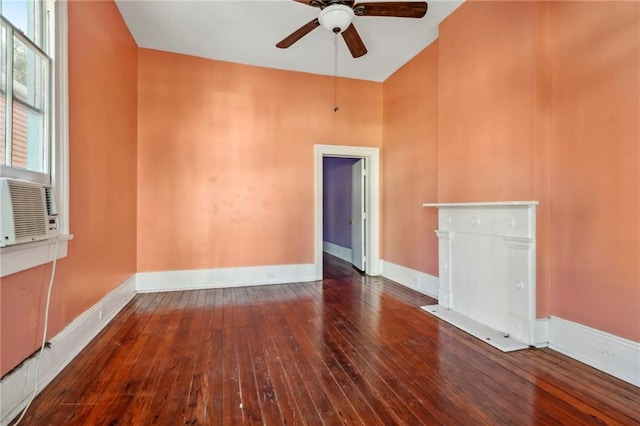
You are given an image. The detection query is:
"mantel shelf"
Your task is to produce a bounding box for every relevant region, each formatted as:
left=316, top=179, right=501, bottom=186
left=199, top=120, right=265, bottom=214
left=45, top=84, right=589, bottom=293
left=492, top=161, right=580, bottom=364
left=423, top=201, right=539, bottom=208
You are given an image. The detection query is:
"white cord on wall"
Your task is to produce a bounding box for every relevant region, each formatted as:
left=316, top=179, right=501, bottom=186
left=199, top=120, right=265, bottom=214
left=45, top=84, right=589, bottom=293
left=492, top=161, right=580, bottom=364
left=12, top=236, right=59, bottom=425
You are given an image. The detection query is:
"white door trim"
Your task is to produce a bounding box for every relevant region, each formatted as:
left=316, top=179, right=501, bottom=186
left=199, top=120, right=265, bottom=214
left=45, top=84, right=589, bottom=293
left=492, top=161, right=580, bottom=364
left=314, top=144, right=381, bottom=279
left=350, top=159, right=366, bottom=271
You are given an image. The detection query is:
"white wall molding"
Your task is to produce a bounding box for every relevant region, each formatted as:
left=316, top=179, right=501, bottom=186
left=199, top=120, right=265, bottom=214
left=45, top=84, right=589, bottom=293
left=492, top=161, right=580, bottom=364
left=314, top=144, right=381, bottom=280
left=0, top=234, right=73, bottom=277
left=548, top=316, right=640, bottom=387
left=53, top=0, right=70, bottom=236
left=323, top=241, right=352, bottom=264
left=135, top=264, right=316, bottom=293
left=381, top=260, right=439, bottom=299
left=0, top=275, right=136, bottom=426
left=534, top=318, right=550, bottom=348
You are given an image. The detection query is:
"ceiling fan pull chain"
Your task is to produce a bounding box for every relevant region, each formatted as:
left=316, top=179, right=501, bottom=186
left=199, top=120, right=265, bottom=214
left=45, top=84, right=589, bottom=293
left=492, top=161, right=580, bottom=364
left=334, top=32, right=339, bottom=112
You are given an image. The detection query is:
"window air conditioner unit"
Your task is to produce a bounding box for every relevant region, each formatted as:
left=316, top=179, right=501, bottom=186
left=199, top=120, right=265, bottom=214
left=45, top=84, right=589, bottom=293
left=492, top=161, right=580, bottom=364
left=0, top=178, right=59, bottom=247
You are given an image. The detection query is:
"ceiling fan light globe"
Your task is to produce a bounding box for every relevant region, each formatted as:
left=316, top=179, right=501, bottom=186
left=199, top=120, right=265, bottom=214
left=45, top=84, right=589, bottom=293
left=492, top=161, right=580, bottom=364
left=318, top=4, right=355, bottom=33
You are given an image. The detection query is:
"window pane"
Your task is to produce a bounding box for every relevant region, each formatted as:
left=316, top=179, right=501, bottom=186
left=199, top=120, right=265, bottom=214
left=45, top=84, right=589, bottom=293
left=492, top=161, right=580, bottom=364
left=11, top=100, right=46, bottom=172
left=0, top=0, right=36, bottom=43
left=0, top=25, right=5, bottom=166
left=11, top=35, right=47, bottom=173
left=0, top=23, right=6, bottom=93
left=0, top=91, right=5, bottom=166
left=13, top=36, right=42, bottom=107
left=0, top=2, right=51, bottom=177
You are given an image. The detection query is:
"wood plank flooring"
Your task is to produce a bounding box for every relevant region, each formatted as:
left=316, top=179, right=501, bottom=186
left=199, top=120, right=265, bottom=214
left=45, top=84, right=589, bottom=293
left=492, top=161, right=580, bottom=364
left=13, top=255, right=640, bottom=425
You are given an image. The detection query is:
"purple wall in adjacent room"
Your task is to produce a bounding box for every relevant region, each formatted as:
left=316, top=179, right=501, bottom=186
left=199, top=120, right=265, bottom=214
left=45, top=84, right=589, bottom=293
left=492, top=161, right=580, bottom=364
left=323, top=157, right=360, bottom=248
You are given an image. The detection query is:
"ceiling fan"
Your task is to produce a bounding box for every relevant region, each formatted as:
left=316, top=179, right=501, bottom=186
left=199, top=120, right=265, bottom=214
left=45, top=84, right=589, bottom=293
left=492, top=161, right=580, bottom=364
left=276, top=1, right=428, bottom=58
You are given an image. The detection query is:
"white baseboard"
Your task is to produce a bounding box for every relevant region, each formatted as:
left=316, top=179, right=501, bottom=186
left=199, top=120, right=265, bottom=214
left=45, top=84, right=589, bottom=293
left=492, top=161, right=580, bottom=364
left=381, top=260, right=439, bottom=299
left=135, top=263, right=317, bottom=293
left=548, top=316, right=640, bottom=387
left=534, top=318, right=550, bottom=348
left=323, top=241, right=352, bottom=264
left=0, top=275, right=136, bottom=426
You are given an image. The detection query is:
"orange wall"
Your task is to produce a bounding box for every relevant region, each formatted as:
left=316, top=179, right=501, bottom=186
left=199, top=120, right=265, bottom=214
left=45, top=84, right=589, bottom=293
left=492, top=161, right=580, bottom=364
left=382, top=42, right=439, bottom=275
left=548, top=1, right=639, bottom=341
left=383, top=1, right=552, bottom=309
left=437, top=1, right=538, bottom=203
left=382, top=1, right=639, bottom=341
left=0, top=0, right=138, bottom=376
left=437, top=1, right=552, bottom=318
left=137, top=50, right=382, bottom=272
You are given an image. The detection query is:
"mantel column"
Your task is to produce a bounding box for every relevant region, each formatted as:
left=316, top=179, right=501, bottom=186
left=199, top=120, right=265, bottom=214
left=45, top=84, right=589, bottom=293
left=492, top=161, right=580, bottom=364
left=435, top=230, right=452, bottom=309
left=504, top=236, right=536, bottom=344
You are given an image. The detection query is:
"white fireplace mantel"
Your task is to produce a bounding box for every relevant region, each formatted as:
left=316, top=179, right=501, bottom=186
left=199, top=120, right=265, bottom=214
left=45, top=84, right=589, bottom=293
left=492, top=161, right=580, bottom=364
left=422, top=201, right=538, bottom=351
left=423, top=201, right=539, bottom=207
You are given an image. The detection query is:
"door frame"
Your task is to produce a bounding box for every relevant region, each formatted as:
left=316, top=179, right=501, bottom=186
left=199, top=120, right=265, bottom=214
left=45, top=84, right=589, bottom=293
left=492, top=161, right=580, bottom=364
left=314, top=144, right=381, bottom=279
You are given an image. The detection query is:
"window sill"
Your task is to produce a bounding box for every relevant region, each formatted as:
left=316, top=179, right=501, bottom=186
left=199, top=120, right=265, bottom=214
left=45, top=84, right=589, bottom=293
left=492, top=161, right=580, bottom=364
left=0, top=234, right=73, bottom=277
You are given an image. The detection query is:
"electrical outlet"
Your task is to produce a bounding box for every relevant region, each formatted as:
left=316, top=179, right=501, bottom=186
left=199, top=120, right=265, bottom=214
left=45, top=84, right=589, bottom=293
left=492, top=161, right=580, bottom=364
left=99, top=308, right=106, bottom=320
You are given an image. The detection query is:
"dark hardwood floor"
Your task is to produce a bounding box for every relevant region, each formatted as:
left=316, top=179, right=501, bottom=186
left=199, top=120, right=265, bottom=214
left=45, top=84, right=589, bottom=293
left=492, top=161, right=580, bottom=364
left=14, top=255, right=640, bottom=425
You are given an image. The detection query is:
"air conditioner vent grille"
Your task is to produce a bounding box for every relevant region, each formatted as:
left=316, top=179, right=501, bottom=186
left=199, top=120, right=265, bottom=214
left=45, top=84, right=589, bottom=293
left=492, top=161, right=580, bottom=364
left=45, top=186, right=57, bottom=216
left=8, top=181, right=47, bottom=239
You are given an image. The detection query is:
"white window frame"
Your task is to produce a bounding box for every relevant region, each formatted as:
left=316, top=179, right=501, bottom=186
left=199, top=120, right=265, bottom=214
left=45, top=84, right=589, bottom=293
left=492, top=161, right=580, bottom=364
left=1, top=0, right=51, bottom=180
left=0, top=0, right=71, bottom=278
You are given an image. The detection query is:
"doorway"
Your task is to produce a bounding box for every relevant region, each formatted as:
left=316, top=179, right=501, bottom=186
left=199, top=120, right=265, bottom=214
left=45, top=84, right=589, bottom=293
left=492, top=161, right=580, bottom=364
left=322, top=157, right=363, bottom=270
left=314, top=145, right=381, bottom=280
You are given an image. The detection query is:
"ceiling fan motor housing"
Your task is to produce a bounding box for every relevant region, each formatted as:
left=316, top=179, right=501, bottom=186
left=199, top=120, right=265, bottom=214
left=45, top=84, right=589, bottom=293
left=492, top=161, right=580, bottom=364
left=276, top=1, right=428, bottom=59
left=318, top=4, right=355, bottom=33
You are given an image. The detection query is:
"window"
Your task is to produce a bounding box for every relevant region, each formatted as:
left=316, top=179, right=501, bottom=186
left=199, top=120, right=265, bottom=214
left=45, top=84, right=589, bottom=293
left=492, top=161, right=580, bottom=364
left=0, top=0, right=70, bottom=277
left=0, top=0, right=53, bottom=184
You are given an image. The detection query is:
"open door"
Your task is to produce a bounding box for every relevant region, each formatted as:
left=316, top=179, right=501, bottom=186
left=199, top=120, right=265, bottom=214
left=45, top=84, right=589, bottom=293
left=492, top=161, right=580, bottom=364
left=351, top=159, right=366, bottom=272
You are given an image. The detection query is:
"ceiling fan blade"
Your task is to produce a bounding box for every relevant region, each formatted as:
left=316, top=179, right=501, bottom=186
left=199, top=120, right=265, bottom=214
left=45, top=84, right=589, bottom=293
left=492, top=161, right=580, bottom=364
left=276, top=19, right=320, bottom=49
left=353, top=2, right=428, bottom=18
left=293, top=0, right=323, bottom=7
left=342, top=24, right=367, bottom=58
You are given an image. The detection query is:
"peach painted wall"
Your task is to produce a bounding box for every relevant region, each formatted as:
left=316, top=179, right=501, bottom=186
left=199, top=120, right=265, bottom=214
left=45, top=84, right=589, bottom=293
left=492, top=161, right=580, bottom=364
left=382, top=0, right=639, bottom=341
left=437, top=0, right=552, bottom=317
left=137, top=50, right=382, bottom=272
left=382, top=42, right=439, bottom=275
left=548, top=1, right=639, bottom=341
left=382, top=1, right=552, bottom=312
left=0, top=0, right=138, bottom=376
left=437, top=1, right=538, bottom=202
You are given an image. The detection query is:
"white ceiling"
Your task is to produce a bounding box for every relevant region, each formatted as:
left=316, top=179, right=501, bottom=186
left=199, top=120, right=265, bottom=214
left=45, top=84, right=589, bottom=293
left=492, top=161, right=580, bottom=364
left=115, top=0, right=463, bottom=82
